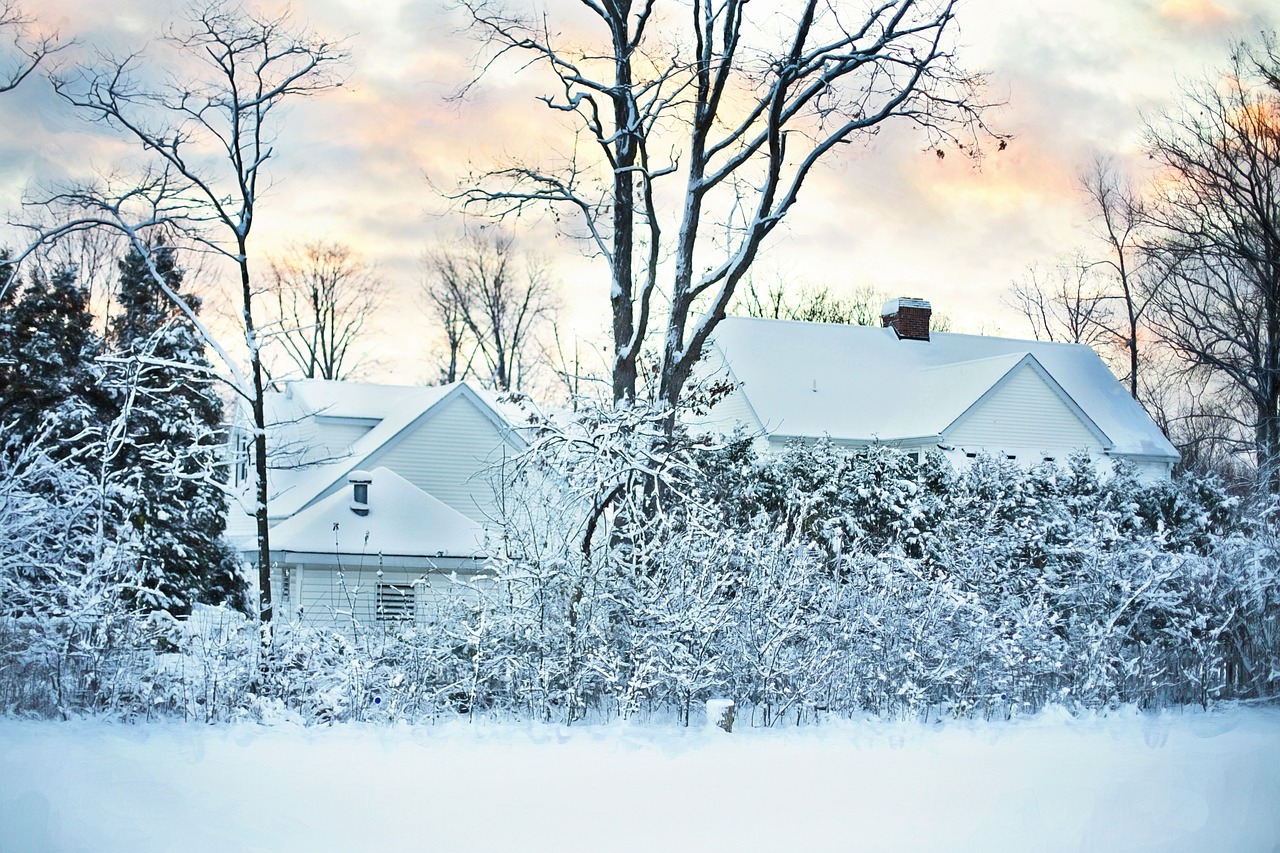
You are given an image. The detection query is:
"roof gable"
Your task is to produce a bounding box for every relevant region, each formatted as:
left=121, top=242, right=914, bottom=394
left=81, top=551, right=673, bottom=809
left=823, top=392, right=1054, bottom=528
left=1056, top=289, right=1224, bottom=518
left=942, top=355, right=1112, bottom=451
left=250, top=380, right=527, bottom=521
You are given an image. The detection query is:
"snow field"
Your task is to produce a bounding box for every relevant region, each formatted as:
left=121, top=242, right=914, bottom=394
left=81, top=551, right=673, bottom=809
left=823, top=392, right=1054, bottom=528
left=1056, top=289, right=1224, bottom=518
left=2, top=705, right=1278, bottom=852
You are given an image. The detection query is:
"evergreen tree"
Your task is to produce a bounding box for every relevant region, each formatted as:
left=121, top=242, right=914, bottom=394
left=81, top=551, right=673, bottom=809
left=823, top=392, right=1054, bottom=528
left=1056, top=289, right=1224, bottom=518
left=0, top=262, right=112, bottom=460
left=0, top=252, right=15, bottom=401
left=106, top=246, right=247, bottom=614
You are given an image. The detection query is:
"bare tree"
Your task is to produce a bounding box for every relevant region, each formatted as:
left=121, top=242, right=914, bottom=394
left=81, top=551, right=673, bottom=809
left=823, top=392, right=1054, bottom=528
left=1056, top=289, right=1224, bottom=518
left=1139, top=354, right=1254, bottom=480
left=422, top=228, right=557, bottom=392
left=1007, top=163, right=1153, bottom=405
left=1142, top=33, right=1280, bottom=490
left=1005, top=258, right=1115, bottom=349
left=30, top=4, right=348, bottom=621
left=0, top=2, right=63, bottom=304
left=455, top=0, right=1001, bottom=413
left=0, top=1, right=60, bottom=95
left=738, top=281, right=885, bottom=326
left=1080, top=158, right=1156, bottom=400
left=422, top=257, right=475, bottom=385
left=267, top=241, right=380, bottom=381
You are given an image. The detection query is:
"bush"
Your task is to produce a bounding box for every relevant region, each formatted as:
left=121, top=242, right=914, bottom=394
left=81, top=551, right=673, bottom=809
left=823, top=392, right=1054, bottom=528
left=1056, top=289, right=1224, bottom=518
left=2, top=421, right=1277, bottom=725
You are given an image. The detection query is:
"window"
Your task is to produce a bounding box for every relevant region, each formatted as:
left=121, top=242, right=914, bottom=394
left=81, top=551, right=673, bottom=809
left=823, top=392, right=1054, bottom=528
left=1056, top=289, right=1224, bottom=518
left=376, top=583, right=416, bottom=622
left=234, top=431, right=250, bottom=486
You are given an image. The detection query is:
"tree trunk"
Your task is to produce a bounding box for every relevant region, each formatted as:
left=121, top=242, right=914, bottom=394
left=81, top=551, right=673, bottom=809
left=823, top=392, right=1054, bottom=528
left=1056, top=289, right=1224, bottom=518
left=241, top=247, right=273, bottom=621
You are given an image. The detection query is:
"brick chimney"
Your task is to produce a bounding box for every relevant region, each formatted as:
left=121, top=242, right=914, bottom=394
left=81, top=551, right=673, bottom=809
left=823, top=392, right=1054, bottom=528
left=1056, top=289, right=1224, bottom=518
left=880, top=297, right=932, bottom=341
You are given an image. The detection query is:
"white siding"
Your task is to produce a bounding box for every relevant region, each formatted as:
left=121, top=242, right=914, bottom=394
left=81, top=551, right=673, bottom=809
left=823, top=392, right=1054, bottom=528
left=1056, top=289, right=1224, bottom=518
left=373, top=395, right=517, bottom=523
left=703, top=385, right=765, bottom=437
left=944, top=362, right=1107, bottom=457
left=314, top=422, right=372, bottom=457
left=1118, top=457, right=1176, bottom=482
left=275, top=563, right=489, bottom=628
left=225, top=497, right=257, bottom=544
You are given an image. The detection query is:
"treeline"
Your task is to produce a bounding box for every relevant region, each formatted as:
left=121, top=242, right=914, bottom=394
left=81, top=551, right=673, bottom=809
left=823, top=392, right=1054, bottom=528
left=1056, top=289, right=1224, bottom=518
left=4, top=407, right=1275, bottom=725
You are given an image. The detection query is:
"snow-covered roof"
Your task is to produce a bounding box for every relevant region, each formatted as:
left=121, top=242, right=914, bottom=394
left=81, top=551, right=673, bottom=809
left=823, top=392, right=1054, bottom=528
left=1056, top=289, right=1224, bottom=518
left=247, top=379, right=526, bottom=521
left=706, top=317, right=1178, bottom=461
left=269, top=467, right=485, bottom=560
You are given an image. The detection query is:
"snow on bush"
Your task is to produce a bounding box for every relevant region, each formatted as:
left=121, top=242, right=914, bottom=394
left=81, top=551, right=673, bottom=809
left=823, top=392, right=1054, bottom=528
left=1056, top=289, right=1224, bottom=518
left=2, top=406, right=1277, bottom=725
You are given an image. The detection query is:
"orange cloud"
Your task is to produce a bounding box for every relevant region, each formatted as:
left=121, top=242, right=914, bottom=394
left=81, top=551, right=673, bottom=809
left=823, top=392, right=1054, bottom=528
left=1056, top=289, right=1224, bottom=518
left=1158, top=0, right=1234, bottom=26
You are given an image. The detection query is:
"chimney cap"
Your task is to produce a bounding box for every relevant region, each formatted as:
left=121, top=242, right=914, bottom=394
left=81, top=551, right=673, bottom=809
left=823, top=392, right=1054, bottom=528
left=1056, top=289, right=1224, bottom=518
left=348, top=470, right=373, bottom=485
left=880, top=297, right=931, bottom=317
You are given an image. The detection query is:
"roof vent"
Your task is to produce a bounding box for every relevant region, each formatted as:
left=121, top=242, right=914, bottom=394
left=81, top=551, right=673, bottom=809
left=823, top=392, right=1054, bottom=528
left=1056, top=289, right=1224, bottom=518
left=880, top=297, right=932, bottom=341
left=349, top=470, right=372, bottom=516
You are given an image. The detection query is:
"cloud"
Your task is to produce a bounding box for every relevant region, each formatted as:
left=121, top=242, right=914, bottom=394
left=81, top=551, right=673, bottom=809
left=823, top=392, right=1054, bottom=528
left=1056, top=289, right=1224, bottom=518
left=6, top=0, right=1275, bottom=379
left=1158, top=0, right=1235, bottom=27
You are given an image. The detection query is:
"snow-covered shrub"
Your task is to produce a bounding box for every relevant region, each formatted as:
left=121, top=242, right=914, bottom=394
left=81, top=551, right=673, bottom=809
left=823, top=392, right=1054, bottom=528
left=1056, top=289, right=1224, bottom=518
left=2, top=395, right=1276, bottom=725
left=0, top=433, right=151, bottom=718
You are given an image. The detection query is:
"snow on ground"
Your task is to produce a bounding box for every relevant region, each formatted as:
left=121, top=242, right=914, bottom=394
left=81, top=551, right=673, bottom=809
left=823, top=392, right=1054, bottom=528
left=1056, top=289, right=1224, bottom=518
left=2, top=705, right=1278, bottom=853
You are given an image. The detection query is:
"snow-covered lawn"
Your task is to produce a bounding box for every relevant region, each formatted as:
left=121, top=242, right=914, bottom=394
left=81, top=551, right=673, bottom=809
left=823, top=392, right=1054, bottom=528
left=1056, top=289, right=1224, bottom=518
left=2, top=706, right=1278, bottom=852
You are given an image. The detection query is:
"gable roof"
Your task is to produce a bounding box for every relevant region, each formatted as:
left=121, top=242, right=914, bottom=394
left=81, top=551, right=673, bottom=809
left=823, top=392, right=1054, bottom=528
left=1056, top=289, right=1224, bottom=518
left=250, top=379, right=528, bottom=522
left=706, top=317, right=1177, bottom=461
left=269, top=467, right=486, bottom=562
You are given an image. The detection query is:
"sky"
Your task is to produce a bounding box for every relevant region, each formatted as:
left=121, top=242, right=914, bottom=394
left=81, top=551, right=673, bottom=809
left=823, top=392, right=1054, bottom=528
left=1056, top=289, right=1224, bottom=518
left=1, top=0, right=1276, bottom=386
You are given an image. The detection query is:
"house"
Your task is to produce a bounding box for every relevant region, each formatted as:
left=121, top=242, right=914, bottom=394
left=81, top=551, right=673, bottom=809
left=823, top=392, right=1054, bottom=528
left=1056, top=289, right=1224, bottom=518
left=699, top=299, right=1179, bottom=480
left=226, top=379, right=529, bottom=627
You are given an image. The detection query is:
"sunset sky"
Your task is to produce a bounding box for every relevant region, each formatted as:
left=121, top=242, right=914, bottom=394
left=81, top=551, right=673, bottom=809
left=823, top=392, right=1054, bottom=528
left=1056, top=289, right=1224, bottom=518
left=2, top=0, right=1276, bottom=386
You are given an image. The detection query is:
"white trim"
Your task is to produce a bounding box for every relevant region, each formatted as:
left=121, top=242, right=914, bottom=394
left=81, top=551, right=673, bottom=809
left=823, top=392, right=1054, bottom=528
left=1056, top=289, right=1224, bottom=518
left=768, top=433, right=943, bottom=449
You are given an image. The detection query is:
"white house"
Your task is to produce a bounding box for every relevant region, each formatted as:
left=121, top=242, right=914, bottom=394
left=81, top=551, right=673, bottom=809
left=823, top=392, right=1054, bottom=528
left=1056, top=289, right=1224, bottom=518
left=227, top=380, right=529, bottom=627
left=700, top=299, right=1179, bottom=479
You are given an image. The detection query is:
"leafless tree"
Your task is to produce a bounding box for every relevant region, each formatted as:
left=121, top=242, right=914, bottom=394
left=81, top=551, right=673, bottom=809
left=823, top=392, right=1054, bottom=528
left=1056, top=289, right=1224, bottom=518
left=1006, top=163, right=1154, bottom=406
left=1141, top=33, right=1280, bottom=490
left=422, top=261, right=474, bottom=385
left=1006, top=258, right=1115, bottom=349
left=267, top=241, right=381, bottom=381
left=422, top=228, right=557, bottom=392
left=738, top=281, right=885, bottom=326
left=29, top=4, right=348, bottom=620
left=454, top=0, right=1002, bottom=414
left=0, top=1, right=60, bottom=95
left=739, top=279, right=955, bottom=332
left=1079, top=158, right=1156, bottom=400
left=1138, top=354, right=1254, bottom=480
left=0, top=2, right=64, bottom=303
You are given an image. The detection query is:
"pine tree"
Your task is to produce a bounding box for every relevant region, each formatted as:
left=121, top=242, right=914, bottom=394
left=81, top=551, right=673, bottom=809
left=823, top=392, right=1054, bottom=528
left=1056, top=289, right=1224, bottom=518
left=0, top=252, right=15, bottom=403
left=0, top=263, right=112, bottom=460
left=106, top=246, right=247, bottom=614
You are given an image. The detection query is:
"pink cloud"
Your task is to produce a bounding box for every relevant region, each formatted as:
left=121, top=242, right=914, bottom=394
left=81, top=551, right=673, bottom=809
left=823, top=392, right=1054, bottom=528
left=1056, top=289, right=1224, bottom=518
left=1158, top=0, right=1235, bottom=26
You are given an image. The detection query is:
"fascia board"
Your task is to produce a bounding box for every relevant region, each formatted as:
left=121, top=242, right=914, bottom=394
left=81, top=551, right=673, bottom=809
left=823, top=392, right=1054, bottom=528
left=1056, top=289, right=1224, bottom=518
left=768, top=433, right=943, bottom=448
left=1108, top=449, right=1182, bottom=463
